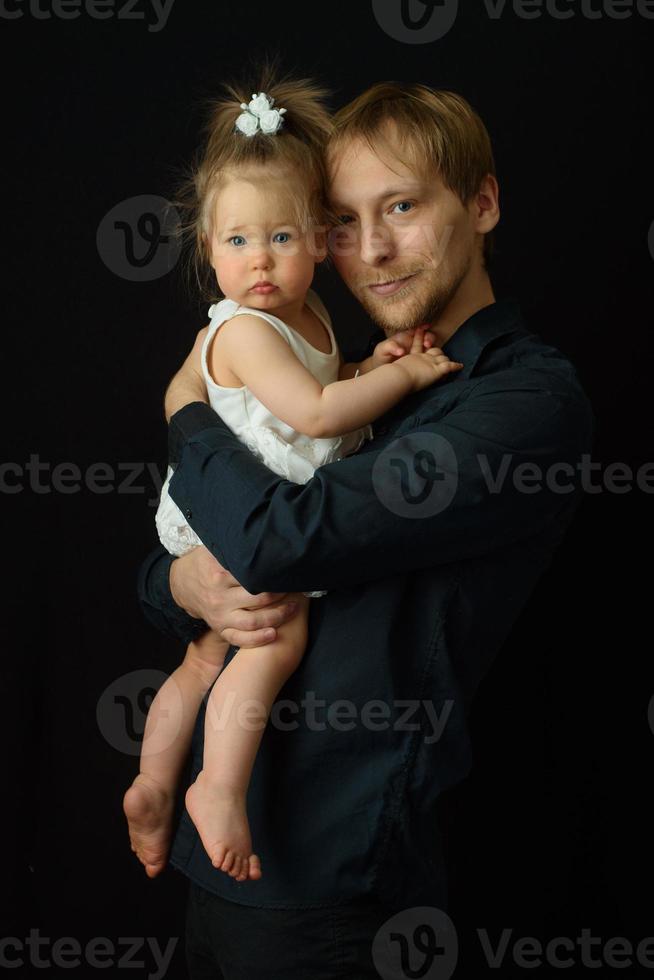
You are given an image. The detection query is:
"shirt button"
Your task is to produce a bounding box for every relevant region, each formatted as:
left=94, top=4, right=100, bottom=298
left=185, top=509, right=192, bottom=519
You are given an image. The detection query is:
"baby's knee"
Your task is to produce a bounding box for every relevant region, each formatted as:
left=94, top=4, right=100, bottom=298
left=264, top=595, right=310, bottom=674
left=259, top=628, right=306, bottom=678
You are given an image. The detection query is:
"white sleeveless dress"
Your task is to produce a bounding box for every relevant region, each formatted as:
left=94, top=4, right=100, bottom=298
left=155, top=287, right=374, bottom=598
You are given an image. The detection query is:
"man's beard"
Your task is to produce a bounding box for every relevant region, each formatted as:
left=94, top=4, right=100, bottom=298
left=353, top=256, right=471, bottom=336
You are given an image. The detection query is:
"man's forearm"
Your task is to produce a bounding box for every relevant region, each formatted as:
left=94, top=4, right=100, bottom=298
left=166, top=380, right=594, bottom=597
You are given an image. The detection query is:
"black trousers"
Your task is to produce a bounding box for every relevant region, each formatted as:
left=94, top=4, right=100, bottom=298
left=184, top=879, right=397, bottom=979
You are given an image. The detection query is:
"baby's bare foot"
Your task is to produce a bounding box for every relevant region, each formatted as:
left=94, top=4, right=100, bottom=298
left=123, top=773, right=174, bottom=878
left=185, top=771, right=262, bottom=882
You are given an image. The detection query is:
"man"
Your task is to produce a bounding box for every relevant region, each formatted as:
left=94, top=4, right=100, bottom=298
left=138, top=83, right=595, bottom=977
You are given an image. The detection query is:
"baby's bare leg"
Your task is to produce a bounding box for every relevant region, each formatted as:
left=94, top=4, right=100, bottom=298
left=185, top=592, right=311, bottom=883
left=123, top=630, right=229, bottom=878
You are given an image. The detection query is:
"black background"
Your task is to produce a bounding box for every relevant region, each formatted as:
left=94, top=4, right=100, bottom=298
left=3, top=0, right=652, bottom=976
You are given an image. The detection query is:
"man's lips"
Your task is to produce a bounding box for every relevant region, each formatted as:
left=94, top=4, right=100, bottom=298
left=368, top=273, right=417, bottom=296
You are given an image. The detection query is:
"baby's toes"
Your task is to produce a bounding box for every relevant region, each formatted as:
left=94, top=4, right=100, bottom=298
left=220, top=850, right=236, bottom=873
left=247, top=854, right=263, bottom=880
left=210, top=843, right=227, bottom=870
left=229, top=855, right=244, bottom=878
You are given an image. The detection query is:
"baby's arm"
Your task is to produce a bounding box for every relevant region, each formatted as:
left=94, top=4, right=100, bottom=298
left=209, top=315, right=462, bottom=440
left=337, top=324, right=437, bottom=380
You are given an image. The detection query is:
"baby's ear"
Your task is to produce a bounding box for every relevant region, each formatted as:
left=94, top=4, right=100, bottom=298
left=201, top=230, right=217, bottom=270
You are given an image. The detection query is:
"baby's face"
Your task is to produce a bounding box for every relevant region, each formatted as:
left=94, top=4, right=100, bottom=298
left=208, top=175, right=325, bottom=310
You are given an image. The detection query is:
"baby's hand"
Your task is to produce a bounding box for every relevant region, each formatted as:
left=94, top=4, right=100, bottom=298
left=370, top=324, right=438, bottom=369
left=395, top=346, right=464, bottom=393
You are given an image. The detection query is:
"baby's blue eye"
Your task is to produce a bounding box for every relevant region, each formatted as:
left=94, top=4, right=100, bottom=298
left=229, top=235, right=246, bottom=247
left=392, top=201, right=413, bottom=214
left=273, top=232, right=291, bottom=244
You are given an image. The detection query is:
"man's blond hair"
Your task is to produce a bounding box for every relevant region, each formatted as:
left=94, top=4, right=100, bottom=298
left=330, top=83, right=496, bottom=263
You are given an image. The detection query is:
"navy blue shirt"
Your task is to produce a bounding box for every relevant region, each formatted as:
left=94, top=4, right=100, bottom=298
left=137, top=299, right=595, bottom=910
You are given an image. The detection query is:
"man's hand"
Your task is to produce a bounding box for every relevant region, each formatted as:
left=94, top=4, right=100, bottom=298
left=164, top=327, right=210, bottom=422
left=369, top=324, right=437, bottom=370
left=169, top=545, right=300, bottom=647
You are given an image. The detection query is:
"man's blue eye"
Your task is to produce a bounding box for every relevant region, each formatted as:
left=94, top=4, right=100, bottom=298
left=229, top=235, right=246, bottom=246
left=392, top=202, right=413, bottom=214
left=274, top=232, right=291, bottom=244
left=337, top=215, right=353, bottom=225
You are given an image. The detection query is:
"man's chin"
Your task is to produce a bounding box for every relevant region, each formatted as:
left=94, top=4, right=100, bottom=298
left=358, top=289, right=430, bottom=335
left=361, top=269, right=441, bottom=325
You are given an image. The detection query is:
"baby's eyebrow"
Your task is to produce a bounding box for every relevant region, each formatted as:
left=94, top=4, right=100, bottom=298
left=223, top=223, right=258, bottom=233
left=221, top=222, right=295, bottom=234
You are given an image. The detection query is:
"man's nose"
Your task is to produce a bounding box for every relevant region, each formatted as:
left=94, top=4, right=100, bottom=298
left=359, top=222, right=395, bottom=265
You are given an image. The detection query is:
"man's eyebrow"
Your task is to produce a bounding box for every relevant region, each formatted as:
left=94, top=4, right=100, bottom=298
left=330, top=184, right=425, bottom=210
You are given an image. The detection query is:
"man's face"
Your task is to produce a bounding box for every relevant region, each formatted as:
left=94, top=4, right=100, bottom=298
left=327, top=136, right=480, bottom=335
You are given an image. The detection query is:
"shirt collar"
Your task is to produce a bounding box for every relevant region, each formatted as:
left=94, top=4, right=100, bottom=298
left=369, top=298, right=526, bottom=381
left=440, top=298, right=525, bottom=379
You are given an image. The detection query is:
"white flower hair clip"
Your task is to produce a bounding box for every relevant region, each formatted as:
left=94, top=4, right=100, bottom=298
left=235, top=92, right=287, bottom=137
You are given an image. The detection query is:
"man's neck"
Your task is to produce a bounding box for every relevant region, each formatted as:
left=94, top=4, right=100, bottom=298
left=426, top=265, right=496, bottom=349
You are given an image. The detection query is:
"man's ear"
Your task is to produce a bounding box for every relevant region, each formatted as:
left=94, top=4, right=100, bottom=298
left=474, top=175, right=500, bottom=235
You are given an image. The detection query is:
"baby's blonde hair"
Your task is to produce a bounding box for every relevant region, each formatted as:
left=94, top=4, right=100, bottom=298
left=172, top=59, right=337, bottom=301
